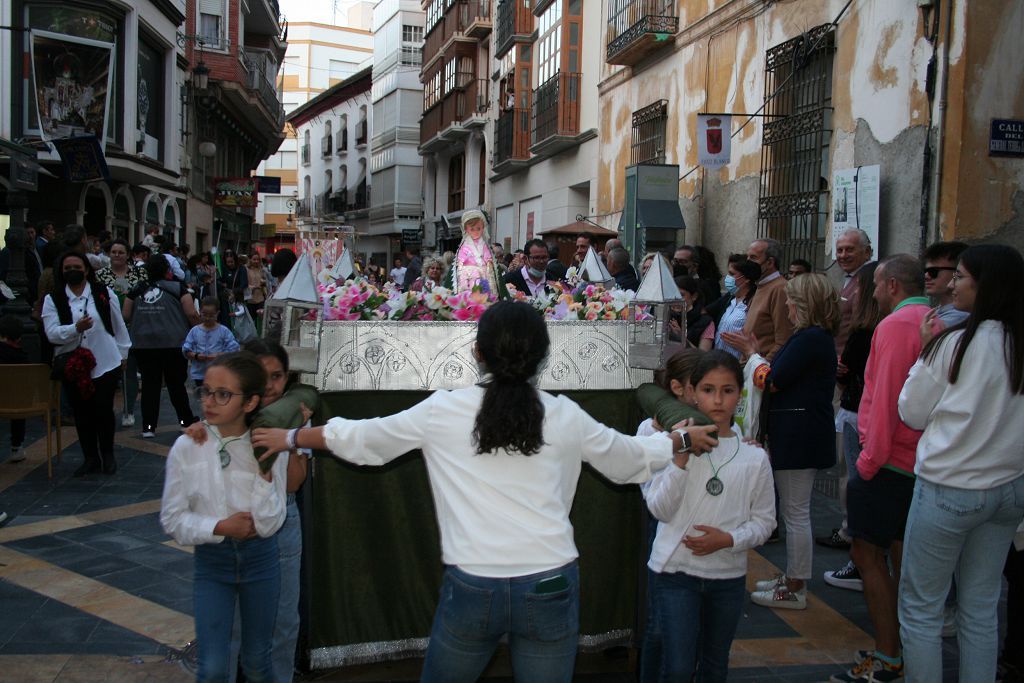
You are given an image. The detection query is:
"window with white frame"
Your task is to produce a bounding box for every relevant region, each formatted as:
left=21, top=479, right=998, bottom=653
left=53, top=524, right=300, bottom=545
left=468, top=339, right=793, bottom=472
left=403, top=25, right=424, bottom=43
left=537, top=0, right=562, bottom=85
left=198, top=0, right=226, bottom=48
left=443, top=58, right=456, bottom=94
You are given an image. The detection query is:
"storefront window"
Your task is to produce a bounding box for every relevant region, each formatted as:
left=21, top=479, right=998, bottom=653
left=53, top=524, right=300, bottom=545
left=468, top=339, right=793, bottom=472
left=25, top=5, right=122, bottom=144
left=137, top=36, right=165, bottom=161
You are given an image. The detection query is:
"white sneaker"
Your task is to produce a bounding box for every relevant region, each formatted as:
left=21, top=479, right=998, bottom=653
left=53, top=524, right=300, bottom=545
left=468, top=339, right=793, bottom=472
left=8, top=448, right=26, bottom=463
left=750, top=584, right=807, bottom=610
left=754, top=574, right=787, bottom=591
left=0, top=511, right=8, bottom=526
left=121, top=413, right=135, bottom=427
left=142, top=431, right=156, bottom=439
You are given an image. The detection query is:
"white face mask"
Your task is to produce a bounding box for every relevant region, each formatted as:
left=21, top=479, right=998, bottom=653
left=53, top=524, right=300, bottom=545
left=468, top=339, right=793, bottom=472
left=527, top=266, right=545, bottom=279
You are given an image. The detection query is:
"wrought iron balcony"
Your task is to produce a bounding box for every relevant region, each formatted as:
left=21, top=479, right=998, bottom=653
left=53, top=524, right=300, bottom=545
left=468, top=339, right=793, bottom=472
left=606, top=0, right=678, bottom=65
left=321, top=133, right=333, bottom=158
left=531, top=71, right=581, bottom=156
left=337, top=128, right=348, bottom=152
left=356, top=120, right=368, bottom=147
left=301, top=143, right=311, bottom=166
left=494, top=106, right=531, bottom=175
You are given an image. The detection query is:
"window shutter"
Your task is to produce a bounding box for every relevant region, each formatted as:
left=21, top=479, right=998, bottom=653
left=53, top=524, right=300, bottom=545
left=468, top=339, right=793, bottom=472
left=199, top=0, right=224, bottom=15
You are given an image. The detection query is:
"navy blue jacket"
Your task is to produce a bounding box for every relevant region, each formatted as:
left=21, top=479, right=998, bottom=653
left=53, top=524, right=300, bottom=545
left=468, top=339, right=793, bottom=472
left=765, top=325, right=837, bottom=470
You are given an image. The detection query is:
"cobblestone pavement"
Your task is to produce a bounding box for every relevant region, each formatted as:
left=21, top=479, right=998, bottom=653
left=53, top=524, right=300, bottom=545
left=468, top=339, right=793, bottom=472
left=0, top=394, right=989, bottom=682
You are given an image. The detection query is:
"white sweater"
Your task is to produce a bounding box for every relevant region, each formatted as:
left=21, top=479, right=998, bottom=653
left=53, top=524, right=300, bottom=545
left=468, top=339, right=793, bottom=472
left=322, top=385, right=675, bottom=577
left=898, top=321, right=1024, bottom=489
left=643, top=426, right=776, bottom=579
left=160, top=427, right=287, bottom=545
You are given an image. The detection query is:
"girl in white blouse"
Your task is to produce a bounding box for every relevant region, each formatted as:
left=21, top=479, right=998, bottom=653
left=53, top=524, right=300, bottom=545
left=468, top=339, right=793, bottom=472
left=642, top=350, right=776, bottom=682
left=160, top=352, right=285, bottom=683
left=253, top=301, right=693, bottom=683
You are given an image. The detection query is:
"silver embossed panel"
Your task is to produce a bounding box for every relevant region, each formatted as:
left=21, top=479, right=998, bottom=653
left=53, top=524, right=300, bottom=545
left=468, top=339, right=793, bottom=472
left=299, top=320, right=654, bottom=391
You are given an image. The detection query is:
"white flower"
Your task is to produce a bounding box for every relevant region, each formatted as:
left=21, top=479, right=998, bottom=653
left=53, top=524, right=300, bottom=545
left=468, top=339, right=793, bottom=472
left=608, top=288, right=634, bottom=311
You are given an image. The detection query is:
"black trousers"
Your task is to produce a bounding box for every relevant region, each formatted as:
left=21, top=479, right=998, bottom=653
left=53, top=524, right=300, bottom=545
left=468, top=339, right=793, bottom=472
left=1004, top=546, right=1024, bottom=668
left=132, top=348, right=195, bottom=433
left=67, top=367, right=118, bottom=465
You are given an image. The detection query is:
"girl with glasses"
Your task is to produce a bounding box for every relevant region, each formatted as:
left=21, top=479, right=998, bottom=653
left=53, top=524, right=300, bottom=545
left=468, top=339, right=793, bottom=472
left=161, top=352, right=286, bottom=683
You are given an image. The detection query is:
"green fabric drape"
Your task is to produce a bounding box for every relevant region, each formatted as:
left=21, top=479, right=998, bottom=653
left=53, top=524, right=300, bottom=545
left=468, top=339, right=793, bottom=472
left=309, top=389, right=648, bottom=657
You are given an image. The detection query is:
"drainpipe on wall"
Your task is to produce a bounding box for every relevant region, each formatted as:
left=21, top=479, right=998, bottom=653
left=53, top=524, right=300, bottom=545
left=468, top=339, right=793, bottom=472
left=926, top=0, right=954, bottom=247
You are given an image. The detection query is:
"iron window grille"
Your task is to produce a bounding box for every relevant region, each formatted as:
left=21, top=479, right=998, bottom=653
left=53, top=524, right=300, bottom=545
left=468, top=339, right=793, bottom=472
left=757, top=25, right=835, bottom=270
left=630, top=100, right=668, bottom=165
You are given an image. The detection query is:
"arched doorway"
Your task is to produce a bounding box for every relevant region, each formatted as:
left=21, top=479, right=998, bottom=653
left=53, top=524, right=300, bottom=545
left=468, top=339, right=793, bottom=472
left=112, top=188, right=134, bottom=242
left=79, top=183, right=112, bottom=237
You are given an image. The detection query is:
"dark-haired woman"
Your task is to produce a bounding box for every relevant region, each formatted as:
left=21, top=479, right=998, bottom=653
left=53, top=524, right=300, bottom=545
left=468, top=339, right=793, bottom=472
left=42, top=251, right=131, bottom=475
left=897, top=245, right=1024, bottom=683
left=253, top=301, right=693, bottom=682
left=123, top=255, right=200, bottom=439
left=714, top=258, right=760, bottom=359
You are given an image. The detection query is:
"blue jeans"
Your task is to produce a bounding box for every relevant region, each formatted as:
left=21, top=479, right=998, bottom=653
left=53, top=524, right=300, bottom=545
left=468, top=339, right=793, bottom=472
left=899, top=476, right=1024, bottom=683
left=227, top=496, right=302, bottom=683
left=842, top=420, right=861, bottom=474
left=272, top=496, right=302, bottom=682
left=194, top=536, right=280, bottom=683
left=640, top=570, right=745, bottom=682
left=421, top=561, right=580, bottom=683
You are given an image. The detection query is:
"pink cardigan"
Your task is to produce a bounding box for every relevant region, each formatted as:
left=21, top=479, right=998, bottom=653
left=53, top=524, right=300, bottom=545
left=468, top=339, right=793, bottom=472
left=856, top=298, right=930, bottom=479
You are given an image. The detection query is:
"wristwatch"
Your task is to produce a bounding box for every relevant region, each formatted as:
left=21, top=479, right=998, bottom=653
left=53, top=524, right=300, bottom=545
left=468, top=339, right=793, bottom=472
left=672, top=429, right=692, bottom=453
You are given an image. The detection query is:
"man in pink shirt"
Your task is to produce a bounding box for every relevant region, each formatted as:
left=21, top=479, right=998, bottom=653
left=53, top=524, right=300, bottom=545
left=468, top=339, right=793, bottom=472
left=830, top=254, right=930, bottom=683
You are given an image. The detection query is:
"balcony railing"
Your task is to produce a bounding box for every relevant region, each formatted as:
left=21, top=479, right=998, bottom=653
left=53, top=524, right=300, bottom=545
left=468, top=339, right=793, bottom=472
left=297, top=197, right=311, bottom=217
left=532, top=71, right=581, bottom=146
left=241, top=47, right=284, bottom=125
left=356, top=120, right=368, bottom=146
left=401, top=45, right=423, bottom=66
left=301, top=143, right=311, bottom=166
left=494, top=0, right=532, bottom=57
left=421, top=74, right=486, bottom=146
left=606, top=0, right=678, bottom=65
left=337, top=129, right=348, bottom=152
left=494, top=107, right=531, bottom=166
left=321, top=133, right=333, bottom=158
left=315, top=191, right=331, bottom=216
left=349, top=183, right=370, bottom=211
left=475, top=78, right=490, bottom=112
left=332, top=190, right=348, bottom=213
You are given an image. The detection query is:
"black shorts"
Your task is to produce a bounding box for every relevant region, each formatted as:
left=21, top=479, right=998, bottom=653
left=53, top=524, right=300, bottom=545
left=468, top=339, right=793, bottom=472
left=846, top=466, right=915, bottom=548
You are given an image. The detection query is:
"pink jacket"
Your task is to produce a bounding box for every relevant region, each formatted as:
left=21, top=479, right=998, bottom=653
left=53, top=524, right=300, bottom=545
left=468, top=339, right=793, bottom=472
left=856, top=299, right=930, bottom=479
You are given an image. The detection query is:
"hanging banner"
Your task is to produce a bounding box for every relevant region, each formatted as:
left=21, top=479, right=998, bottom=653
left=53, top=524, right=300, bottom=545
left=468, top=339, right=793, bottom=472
left=213, top=177, right=260, bottom=208
left=51, top=135, right=110, bottom=182
left=30, top=30, right=115, bottom=151
left=831, top=165, right=881, bottom=255
left=297, top=234, right=344, bottom=283
left=697, top=114, right=731, bottom=168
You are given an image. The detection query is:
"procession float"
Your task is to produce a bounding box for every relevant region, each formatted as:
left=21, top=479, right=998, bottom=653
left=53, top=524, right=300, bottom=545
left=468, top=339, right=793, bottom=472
left=263, top=217, right=685, bottom=670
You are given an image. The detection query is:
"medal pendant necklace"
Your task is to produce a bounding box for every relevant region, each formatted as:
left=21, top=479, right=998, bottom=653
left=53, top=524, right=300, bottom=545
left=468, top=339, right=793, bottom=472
left=207, top=422, right=245, bottom=469
left=705, top=437, right=740, bottom=496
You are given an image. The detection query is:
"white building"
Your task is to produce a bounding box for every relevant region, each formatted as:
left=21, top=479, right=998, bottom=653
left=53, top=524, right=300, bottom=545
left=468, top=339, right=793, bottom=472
left=369, top=0, right=426, bottom=253
left=288, top=68, right=378, bottom=259
left=257, top=14, right=374, bottom=252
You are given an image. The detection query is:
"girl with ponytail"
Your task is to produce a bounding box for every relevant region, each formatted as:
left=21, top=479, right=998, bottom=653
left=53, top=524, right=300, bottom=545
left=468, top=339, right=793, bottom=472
left=253, top=300, right=697, bottom=681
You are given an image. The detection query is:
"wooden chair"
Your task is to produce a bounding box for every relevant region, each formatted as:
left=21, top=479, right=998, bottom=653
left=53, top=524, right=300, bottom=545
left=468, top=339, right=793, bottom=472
left=0, top=364, right=62, bottom=478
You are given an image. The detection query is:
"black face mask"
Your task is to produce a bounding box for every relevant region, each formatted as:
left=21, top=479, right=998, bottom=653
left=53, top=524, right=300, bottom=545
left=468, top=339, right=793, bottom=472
left=64, top=270, right=86, bottom=286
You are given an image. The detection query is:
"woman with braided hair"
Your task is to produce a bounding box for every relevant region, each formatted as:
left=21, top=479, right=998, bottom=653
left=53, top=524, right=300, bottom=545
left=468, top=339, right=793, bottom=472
left=253, top=300, right=702, bottom=682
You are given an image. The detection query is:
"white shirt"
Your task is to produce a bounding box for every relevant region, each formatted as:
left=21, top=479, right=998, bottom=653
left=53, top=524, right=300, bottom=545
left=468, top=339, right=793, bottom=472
left=519, top=266, right=548, bottom=297
left=639, top=420, right=776, bottom=578
left=898, top=321, right=1024, bottom=489
left=390, top=266, right=407, bottom=286
left=322, top=385, right=674, bottom=577
left=164, top=253, right=186, bottom=281
left=160, top=427, right=287, bottom=546
left=42, top=285, right=131, bottom=377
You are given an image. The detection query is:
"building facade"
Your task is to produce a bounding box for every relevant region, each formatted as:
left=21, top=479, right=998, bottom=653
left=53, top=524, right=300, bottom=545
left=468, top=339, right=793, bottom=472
left=256, top=17, right=375, bottom=252
left=183, top=0, right=287, bottom=255
left=595, top=0, right=1024, bottom=268
left=288, top=68, right=380, bottom=260
left=370, top=0, right=426, bottom=253
left=0, top=0, right=189, bottom=246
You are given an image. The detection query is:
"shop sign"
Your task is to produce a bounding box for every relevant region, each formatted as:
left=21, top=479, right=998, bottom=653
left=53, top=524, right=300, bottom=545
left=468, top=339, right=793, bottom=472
left=213, top=177, right=259, bottom=208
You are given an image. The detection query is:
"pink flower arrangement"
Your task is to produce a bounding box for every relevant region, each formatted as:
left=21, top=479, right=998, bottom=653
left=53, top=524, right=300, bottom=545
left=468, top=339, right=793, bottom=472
left=319, top=279, right=648, bottom=323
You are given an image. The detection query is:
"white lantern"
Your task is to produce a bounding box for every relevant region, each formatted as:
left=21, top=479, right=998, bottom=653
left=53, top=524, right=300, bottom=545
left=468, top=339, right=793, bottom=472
left=263, top=252, right=322, bottom=373
left=627, top=253, right=685, bottom=369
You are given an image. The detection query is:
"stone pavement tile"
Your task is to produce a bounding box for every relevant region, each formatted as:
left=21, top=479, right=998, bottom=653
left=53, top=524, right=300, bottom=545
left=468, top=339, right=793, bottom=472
left=103, top=513, right=167, bottom=540
left=75, top=530, right=153, bottom=555
left=95, top=565, right=167, bottom=593
left=48, top=655, right=191, bottom=683
left=62, top=554, right=143, bottom=579
left=0, top=653, right=71, bottom=683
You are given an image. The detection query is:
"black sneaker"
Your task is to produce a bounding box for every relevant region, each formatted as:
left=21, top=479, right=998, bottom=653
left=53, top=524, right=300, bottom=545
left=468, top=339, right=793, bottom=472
left=824, top=560, right=864, bottom=591
left=816, top=527, right=852, bottom=549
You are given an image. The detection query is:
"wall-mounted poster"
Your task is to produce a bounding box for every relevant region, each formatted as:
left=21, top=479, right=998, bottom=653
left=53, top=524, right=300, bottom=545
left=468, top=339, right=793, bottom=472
left=30, top=30, right=115, bottom=150
left=831, top=165, right=880, bottom=255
